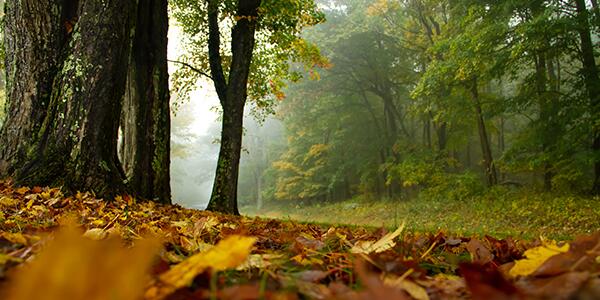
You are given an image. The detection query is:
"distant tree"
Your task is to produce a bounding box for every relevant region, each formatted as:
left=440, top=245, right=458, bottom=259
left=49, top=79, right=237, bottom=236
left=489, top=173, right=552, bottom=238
left=574, top=0, right=600, bottom=194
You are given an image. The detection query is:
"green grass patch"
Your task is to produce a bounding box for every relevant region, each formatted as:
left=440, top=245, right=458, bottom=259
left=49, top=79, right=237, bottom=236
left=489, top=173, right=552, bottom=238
left=242, top=188, right=600, bottom=240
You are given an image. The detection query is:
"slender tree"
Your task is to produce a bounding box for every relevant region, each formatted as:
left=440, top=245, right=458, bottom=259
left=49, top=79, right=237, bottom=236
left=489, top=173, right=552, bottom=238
left=171, top=0, right=326, bottom=214
left=204, top=0, right=261, bottom=214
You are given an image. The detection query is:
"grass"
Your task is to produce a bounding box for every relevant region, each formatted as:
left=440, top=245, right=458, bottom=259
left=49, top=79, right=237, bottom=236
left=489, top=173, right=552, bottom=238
left=242, top=188, right=600, bottom=240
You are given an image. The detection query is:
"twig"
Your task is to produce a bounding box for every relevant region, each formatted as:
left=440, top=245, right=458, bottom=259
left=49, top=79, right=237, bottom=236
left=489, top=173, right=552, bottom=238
left=167, top=59, right=213, bottom=80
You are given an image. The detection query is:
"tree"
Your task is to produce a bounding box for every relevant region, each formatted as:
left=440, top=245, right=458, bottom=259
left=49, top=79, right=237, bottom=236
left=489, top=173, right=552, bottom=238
left=0, top=1, right=134, bottom=198
left=171, top=0, right=326, bottom=214
left=121, top=0, right=172, bottom=204
left=574, top=0, right=600, bottom=194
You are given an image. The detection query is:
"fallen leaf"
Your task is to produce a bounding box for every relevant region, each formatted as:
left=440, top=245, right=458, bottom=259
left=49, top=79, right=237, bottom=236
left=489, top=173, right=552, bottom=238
left=351, top=223, right=405, bottom=254
left=147, top=235, right=256, bottom=300
left=83, top=228, right=108, bottom=240
left=460, top=263, right=523, bottom=300
left=6, top=223, right=160, bottom=300
left=384, top=276, right=430, bottom=300
left=509, top=239, right=569, bottom=278
left=466, top=239, right=494, bottom=264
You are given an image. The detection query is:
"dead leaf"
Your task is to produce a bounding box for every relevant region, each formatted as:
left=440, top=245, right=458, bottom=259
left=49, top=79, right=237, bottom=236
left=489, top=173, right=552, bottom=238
left=83, top=228, right=108, bottom=240
left=384, top=276, right=430, bottom=300
left=146, top=235, right=256, bottom=300
left=6, top=223, right=160, bottom=300
left=351, top=223, right=405, bottom=254
left=466, top=239, right=494, bottom=264
left=509, top=239, right=569, bottom=278
left=460, top=263, right=523, bottom=300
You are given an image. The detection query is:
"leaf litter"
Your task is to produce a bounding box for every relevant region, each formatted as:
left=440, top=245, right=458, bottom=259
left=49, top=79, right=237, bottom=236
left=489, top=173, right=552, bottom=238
left=0, top=180, right=599, bottom=299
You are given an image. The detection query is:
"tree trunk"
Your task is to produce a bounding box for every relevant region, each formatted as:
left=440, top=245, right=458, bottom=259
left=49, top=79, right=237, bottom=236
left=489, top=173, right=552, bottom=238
left=437, top=122, right=447, bottom=152
left=121, top=0, right=171, bottom=204
left=206, top=0, right=261, bottom=214
left=534, top=52, right=555, bottom=191
left=498, top=117, right=505, bottom=181
left=470, top=79, right=497, bottom=186
left=12, top=0, right=134, bottom=198
left=575, top=0, right=600, bottom=195
left=0, top=0, right=66, bottom=176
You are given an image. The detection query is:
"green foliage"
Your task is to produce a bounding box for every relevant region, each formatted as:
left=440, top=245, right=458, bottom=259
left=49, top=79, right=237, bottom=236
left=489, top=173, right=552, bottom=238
left=236, top=0, right=599, bottom=206
left=169, top=0, right=328, bottom=116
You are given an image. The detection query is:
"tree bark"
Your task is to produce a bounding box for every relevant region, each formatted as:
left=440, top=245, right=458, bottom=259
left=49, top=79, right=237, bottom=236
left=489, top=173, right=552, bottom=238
left=10, top=0, right=134, bottom=198
left=206, top=0, right=261, bottom=215
left=470, top=79, right=497, bottom=186
left=121, top=0, right=171, bottom=204
left=574, top=0, right=600, bottom=195
left=0, top=0, right=66, bottom=176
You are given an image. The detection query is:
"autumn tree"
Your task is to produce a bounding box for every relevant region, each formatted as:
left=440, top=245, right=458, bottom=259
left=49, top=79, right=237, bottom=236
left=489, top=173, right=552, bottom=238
left=171, top=0, right=326, bottom=214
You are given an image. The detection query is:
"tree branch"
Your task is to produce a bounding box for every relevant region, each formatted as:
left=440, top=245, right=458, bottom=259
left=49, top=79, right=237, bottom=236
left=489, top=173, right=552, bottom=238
left=207, top=0, right=228, bottom=103
left=168, top=59, right=213, bottom=80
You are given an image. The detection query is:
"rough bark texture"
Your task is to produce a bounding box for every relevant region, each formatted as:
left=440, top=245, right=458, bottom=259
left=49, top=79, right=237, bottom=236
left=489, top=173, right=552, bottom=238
left=574, top=0, right=600, bottom=195
left=121, top=0, right=171, bottom=204
left=206, top=0, right=261, bottom=215
left=0, top=1, right=65, bottom=176
left=8, top=0, right=135, bottom=198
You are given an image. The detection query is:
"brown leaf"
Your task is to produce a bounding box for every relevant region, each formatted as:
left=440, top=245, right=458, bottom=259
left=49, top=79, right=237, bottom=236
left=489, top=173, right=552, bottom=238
left=297, top=270, right=330, bottom=282
left=516, top=271, right=590, bottom=300
left=466, top=239, right=494, bottom=264
left=460, top=263, right=523, bottom=300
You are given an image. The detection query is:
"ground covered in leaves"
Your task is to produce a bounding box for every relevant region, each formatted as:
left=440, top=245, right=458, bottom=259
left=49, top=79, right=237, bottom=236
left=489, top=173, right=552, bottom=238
left=0, top=181, right=599, bottom=300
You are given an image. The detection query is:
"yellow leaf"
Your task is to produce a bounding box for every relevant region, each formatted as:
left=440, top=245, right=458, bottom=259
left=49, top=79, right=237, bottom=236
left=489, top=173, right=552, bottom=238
left=509, top=240, right=569, bottom=278
left=15, top=187, right=29, bottom=195
left=7, top=223, right=160, bottom=300
left=2, top=232, right=29, bottom=246
left=0, top=196, right=18, bottom=207
left=148, top=235, right=256, bottom=300
left=351, top=223, right=405, bottom=254
left=384, top=276, right=429, bottom=300
left=83, top=228, right=108, bottom=240
left=25, top=199, right=35, bottom=210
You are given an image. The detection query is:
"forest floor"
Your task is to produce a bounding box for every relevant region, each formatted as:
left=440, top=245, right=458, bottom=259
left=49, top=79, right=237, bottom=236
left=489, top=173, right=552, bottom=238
left=1, top=180, right=600, bottom=300
left=243, top=190, right=600, bottom=240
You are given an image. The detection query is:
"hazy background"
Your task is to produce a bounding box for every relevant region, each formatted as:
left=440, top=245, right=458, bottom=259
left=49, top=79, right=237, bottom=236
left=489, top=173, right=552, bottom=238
left=168, top=24, right=282, bottom=210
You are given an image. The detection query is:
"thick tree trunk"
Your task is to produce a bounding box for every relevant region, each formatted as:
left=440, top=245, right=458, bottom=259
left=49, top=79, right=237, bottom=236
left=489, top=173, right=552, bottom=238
left=12, top=0, right=134, bottom=198
left=0, top=0, right=65, bottom=176
left=574, top=0, right=600, bottom=195
left=121, top=0, right=171, bottom=204
left=206, top=0, right=261, bottom=214
left=470, top=79, right=497, bottom=187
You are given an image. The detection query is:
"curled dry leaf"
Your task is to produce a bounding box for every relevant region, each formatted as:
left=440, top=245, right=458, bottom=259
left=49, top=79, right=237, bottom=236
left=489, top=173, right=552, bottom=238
left=351, top=223, right=405, bottom=254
